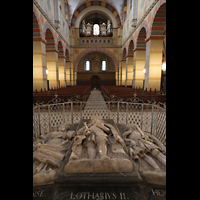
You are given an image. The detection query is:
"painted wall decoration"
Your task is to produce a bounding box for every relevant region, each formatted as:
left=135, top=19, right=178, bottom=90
left=80, top=38, right=112, bottom=45
left=138, top=0, right=154, bottom=22
left=74, top=47, right=119, bottom=71
left=122, top=0, right=166, bottom=55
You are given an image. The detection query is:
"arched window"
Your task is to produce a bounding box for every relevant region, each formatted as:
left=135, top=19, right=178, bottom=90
left=102, top=60, right=106, bottom=71
left=85, top=60, right=90, bottom=71
left=93, top=24, right=100, bottom=36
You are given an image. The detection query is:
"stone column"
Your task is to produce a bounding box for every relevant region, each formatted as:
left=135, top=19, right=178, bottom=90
left=70, top=64, right=74, bottom=86
left=115, top=69, right=119, bottom=86
left=144, top=35, right=165, bottom=91
left=131, top=0, right=138, bottom=28
left=132, top=47, right=146, bottom=88
left=33, top=38, right=47, bottom=91
left=58, top=56, right=66, bottom=88
left=121, top=59, right=126, bottom=86
left=46, top=49, right=59, bottom=89
left=73, top=69, right=77, bottom=86
left=118, top=60, right=122, bottom=86
left=125, top=55, right=133, bottom=87
left=54, top=0, right=60, bottom=29
left=66, top=61, right=71, bottom=86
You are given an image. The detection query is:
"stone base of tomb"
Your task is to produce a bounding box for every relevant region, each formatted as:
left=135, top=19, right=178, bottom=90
left=33, top=182, right=166, bottom=200
left=64, top=158, right=133, bottom=173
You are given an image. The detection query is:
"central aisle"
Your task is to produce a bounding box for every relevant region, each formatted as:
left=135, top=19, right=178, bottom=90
left=84, top=89, right=108, bottom=110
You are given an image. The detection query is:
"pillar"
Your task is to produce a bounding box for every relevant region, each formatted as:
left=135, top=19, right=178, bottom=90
left=73, top=69, right=77, bottom=86
left=54, top=0, right=60, bottom=29
left=125, top=56, right=133, bottom=87
left=70, top=64, right=74, bottom=85
left=115, top=69, right=119, bottom=86
left=33, top=38, right=47, bottom=91
left=131, top=0, right=138, bottom=28
left=145, top=35, right=165, bottom=91
left=121, top=60, right=126, bottom=86
left=58, top=56, right=66, bottom=87
left=118, top=60, right=122, bottom=86
left=132, top=48, right=146, bottom=88
left=66, top=61, right=71, bottom=86
left=46, top=49, right=59, bottom=89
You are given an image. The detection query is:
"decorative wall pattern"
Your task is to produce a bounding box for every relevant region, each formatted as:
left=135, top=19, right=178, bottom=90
left=80, top=38, right=112, bottom=45
left=33, top=3, right=70, bottom=59
left=122, top=0, right=166, bottom=56
left=74, top=48, right=119, bottom=71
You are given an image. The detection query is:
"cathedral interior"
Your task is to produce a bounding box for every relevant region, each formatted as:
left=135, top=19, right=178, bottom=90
left=33, top=0, right=166, bottom=93
left=33, top=1, right=166, bottom=198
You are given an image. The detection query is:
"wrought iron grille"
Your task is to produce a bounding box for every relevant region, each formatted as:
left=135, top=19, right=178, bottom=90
left=33, top=100, right=166, bottom=146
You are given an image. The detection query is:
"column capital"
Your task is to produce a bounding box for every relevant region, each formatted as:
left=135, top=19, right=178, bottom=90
left=133, top=47, right=146, bottom=52
left=145, top=35, right=165, bottom=43
left=33, top=37, right=47, bottom=45
left=46, top=48, right=59, bottom=53
left=58, top=55, right=66, bottom=59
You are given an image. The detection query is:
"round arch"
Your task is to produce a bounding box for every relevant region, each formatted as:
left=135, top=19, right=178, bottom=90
left=74, top=48, right=119, bottom=71
left=57, top=36, right=65, bottom=58
left=58, top=41, right=64, bottom=58
left=127, top=40, right=134, bottom=56
left=65, top=48, right=70, bottom=61
left=77, top=9, right=115, bottom=29
left=150, top=1, right=166, bottom=36
left=71, top=1, right=121, bottom=28
left=43, top=22, right=56, bottom=48
left=122, top=48, right=127, bottom=61
left=33, top=6, right=42, bottom=38
left=45, top=28, right=56, bottom=51
left=135, top=21, right=148, bottom=48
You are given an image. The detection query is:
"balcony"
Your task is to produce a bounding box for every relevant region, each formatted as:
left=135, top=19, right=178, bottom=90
left=79, top=37, right=113, bottom=46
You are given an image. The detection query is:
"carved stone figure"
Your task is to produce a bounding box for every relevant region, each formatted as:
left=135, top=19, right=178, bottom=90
left=122, top=124, right=166, bottom=172
left=33, top=124, right=74, bottom=186
left=65, top=117, right=133, bottom=173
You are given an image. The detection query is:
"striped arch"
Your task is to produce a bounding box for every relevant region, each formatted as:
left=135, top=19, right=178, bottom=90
left=149, top=0, right=166, bottom=36
left=74, top=48, right=119, bottom=71
left=65, top=48, right=70, bottom=61
left=57, top=36, right=65, bottom=58
left=71, top=0, right=121, bottom=28
left=127, top=39, right=134, bottom=56
left=33, top=5, right=42, bottom=38
left=44, top=23, right=56, bottom=51
left=135, top=21, right=148, bottom=48
left=122, top=48, right=127, bottom=61
left=43, top=22, right=56, bottom=43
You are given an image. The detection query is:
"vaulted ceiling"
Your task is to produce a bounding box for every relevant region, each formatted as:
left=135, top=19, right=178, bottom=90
left=67, top=0, right=124, bottom=17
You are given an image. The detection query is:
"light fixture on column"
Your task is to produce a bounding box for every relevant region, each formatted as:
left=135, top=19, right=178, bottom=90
left=143, top=68, right=146, bottom=74
left=46, top=69, right=48, bottom=75
left=162, top=62, right=166, bottom=71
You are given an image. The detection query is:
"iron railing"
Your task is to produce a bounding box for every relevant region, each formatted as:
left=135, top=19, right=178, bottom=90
left=33, top=96, right=166, bottom=146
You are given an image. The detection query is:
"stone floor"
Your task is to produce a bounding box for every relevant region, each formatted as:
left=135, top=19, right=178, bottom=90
left=84, top=89, right=108, bottom=110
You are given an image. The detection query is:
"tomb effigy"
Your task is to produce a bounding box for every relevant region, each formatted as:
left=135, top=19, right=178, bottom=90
left=33, top=89, right=165, bottom=200
left=65, top=117, right=133, bottom=173
left=33, top=117, right=165, bottom=200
